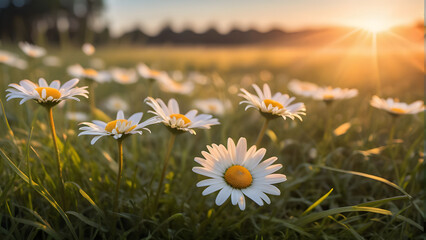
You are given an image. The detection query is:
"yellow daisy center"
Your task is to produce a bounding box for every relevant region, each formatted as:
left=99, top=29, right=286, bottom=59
left=169, top=114, right=191, bottom=124
left=28, top=49, right=38, bottom=57
left=208, top=104, right=218, bottom=111
left=263, top=99, right=284, bottom=109
left=105, top=119, right=136, bottom=133
left=0, top=55, right=9, bottom=62
left=35, top=87, right=61, bottom=99
left=119, top=74, right=130, bottom=82
left=84, top=68, right=98, bottom=77
left=224, top=165, right=253, bottom=189
left=150, top=70, right=161, bottom=76
left=323, top=94, right=334, bottom=100
left=390, top=107, right=406, bottom=114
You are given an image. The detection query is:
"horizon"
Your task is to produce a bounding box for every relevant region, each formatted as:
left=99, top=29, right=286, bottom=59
left=102, top=0, right=424, bottom=37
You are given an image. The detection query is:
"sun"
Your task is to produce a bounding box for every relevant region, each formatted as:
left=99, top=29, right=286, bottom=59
left=354, top=18, right=393, bottom=33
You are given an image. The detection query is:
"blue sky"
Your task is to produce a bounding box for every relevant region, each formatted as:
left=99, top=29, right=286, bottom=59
left=102, top=0, right=423, bottom=36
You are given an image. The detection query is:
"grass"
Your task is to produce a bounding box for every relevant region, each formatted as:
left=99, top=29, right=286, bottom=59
left=0, top=45, right=424, bottom=239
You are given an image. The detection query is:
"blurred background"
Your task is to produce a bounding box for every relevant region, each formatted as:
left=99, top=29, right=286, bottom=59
left=0, top=0, right=424, bottom=97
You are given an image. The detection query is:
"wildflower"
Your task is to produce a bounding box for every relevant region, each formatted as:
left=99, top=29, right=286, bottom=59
left=288, top=79, right=319, bottom=97
left=239, top=83, right=306, bottom=146
left=79, top=110, right=156, bottom=213
left=67, top=64, right=110, bottom=83
left=312, top=86, right=358, bottom=103
left=239, top=83, right=306, bottom=121
left=370, top=96, right=424, bottom=116
left=78, top=110, right=156, bottom=144
left=193, top=137, right=287, bottom=210
left=145, top=97, right=220, bottom=135
left=6, top=78, right=88, bottom=107
left=193, top=98, right=228, bottom=116
left=111, top=67, right=138, bottom=84
left=0, top=50, right=28, bottom=69
left=137, top=63, right=165, bottom=81
left=82, top=43, right=95, bottom=56
left=66, top=111, right=89, bottom=122
left=103, top=95, right=129, bottom=112
left=6, top=78, right=88, bottom=203
left=19, top=42, right=46, bottom=58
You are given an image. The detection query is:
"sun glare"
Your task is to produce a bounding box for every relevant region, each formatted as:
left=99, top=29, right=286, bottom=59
left=355, top=18, right=393, bottom=33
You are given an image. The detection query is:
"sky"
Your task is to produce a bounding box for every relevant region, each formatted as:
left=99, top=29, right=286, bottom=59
left=102, top=0, right=424, bottom=37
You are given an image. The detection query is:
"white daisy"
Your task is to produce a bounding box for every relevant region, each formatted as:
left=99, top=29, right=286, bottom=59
left=288, top=79, right=319, bottom=97
left=157, top=77, right=195, bottom=95
left=192, top=137, right=287, bottom=210
left=103, top=95, right=129, bottom=112
left=67, top=64, right=110, bottom=83
left=43, top=56, right=62, bottom=67
left=78, top=110, right=157, bottom=144
left=312, top=86, right=358, bottom=102
left=137, top=63, right=166, bottom=81
left=110, top=67, right=138, bottom=84
left=19, top=42, right=46, bottom=58
left=66, top=111, right=89, bottom=122
left=239, top=83, right=306, bottom=121
left=193, top=98, right=229, bottom=116
left=82, top=43, right=95, bottom=56
left=188, top=71, right=209, bottom=85
left=145, top=97, right=220, bottom=135
left=6, top=78, right=88, bottom=107
left=370, top=96, right=425, bottom=116
left=0, top=50, right=27, bottom=69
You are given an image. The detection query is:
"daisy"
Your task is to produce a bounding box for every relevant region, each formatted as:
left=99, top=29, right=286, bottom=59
left=193, top=98, right=229, bottom=116
left=137, top=63, right=165, bottom=81
left=239, top=83, right=306, bottom=146
left=6, top=78, right=88, bottom=107
left=157, top=77, right=194, bottom=95
left=287, top=79, right=319, bottom=97
left=145, top=97, right=220, bottom=135
left=19, top=42, right=46, bottom=58
left=66, top=111, right=89, bottom=122
left=43, top=56, right=62, bottom=67
left=103, top=95, right=129, bottom=112
left=0, top=50, right=27, bottom=69
left=67, top=64, right=110, bottom=83
left=239, top=83, right=306, bottom=121
left=78, top=110, right=156, bottom=144
left=82, top=43, right=95, bottom=56
left=188, top=71, right=209, bottom=85
left=312, top=86, right=358, bottom=103
left=370, top=96, right=424, bottom=116
left=193, top=137, right=287, bottom=210
left=79, top=110, right=156, bottom=212
left=111, top=67, right=138, bottom=84
left=6, top=78, right=88, bottom=202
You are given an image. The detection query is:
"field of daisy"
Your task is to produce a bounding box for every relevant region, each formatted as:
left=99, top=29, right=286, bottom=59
left=0, top=43, right=424, bottom=240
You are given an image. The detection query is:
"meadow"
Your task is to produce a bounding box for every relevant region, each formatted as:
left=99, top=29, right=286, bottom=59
left=0, top=44, right=424, bottom=239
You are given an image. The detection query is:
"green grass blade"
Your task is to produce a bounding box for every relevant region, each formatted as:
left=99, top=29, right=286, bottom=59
left=356, top=195, right=409, bottom=207
left=302, top=188, right=333, bottom=216
left=65, top=181, right=105, bottom=218
left=319, top=165, right=412, bottom=198
left=394, top=215, right=423, bottom=231
left=66, top=211, right=108, bottom=232
left=0, top=148, right=78, bottom=240
left=11, top=217, right=63, bottom=240
left=296, top=206, right=392, bottom=226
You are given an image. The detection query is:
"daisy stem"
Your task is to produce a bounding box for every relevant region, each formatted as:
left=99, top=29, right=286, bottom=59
left=113, top=139, right=124, bottom=213
left=47, top=107, right=65, bottom=204
left=255, top=118, right=270, bottom=147
left=154, top=133, right=176, bottom=208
